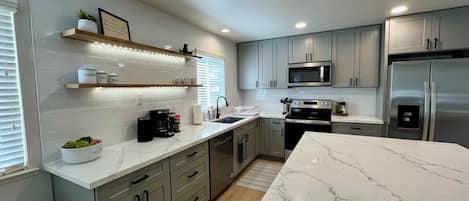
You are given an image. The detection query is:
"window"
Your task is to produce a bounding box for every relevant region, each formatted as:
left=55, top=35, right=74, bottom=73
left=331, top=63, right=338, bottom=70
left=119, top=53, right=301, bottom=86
left=0, top=8, right=27, bottom=175
left=197, top=54, right=225, bottom=109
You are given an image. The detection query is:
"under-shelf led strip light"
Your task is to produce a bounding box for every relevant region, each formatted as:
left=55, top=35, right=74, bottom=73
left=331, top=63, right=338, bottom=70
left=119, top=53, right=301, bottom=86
left=91, top=42, right=186, bottom=63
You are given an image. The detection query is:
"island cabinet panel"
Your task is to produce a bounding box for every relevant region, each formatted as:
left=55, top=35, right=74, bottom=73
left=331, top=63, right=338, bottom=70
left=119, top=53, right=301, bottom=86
left=332, top=123, right=383, bottom=137
left=233, top=120, right=258, bottom=176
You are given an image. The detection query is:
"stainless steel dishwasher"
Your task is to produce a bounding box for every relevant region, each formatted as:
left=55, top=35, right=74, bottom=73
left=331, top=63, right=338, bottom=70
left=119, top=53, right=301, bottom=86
left=209, top=131, right=234, bottom=200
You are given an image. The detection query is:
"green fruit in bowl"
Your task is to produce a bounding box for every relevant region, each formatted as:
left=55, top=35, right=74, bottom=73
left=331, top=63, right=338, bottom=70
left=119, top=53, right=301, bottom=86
left=62, top=141, right=77, bottom=149
left=77, top=136, right=92, bottom=143
left=75, top=140, right=90, bottom=148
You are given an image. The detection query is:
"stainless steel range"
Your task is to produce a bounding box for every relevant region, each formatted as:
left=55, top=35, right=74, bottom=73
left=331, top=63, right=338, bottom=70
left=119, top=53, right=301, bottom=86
left=284, top=99, right=332, bottom=159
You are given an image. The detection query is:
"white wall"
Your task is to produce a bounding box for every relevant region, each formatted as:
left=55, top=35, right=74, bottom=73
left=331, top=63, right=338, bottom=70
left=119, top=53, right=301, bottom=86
left=241, top=88, right=378, bottom=116
left=29, top=0, right=239, bottom=164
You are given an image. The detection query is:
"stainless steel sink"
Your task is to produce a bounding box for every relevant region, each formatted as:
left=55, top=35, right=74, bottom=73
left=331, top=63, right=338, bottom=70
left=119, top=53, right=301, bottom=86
left=213, top=117, right=244, bottom=124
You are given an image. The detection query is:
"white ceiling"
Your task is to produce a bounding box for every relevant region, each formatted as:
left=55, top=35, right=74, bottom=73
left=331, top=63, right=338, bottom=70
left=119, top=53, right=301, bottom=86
left=143, top=0, right=469, bottom=42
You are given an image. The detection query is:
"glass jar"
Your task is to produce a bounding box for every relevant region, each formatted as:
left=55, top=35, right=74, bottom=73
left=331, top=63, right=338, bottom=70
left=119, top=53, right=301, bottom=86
left=96, top=71, right=108, bottom=84
left=77, top=66, right=97, bottom=83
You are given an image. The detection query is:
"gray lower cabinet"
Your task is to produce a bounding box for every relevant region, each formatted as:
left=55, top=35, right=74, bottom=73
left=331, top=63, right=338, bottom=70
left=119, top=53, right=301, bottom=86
left=258, top=118, right=285, bottom=158
left=389, top=7, right=469, bottom=54
left=332, top=25, right=380, bottom=88
left=332, top=123, right=383, bottom=137
left=238, top=41, right=259, bottom=89
left=170, top=142, right=210, bottom=201
left=233, top=120, right=258, bottom=176
left=53, top=159, right=171, bottom=201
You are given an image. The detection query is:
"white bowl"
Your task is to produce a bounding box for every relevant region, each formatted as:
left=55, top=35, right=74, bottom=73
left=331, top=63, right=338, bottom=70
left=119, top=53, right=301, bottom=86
left=60, top=143, right=103, bottom=164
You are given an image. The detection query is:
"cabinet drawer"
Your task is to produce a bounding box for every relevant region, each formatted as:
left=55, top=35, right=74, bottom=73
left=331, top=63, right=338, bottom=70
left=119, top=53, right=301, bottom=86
left=170, top=142, right=208, bottom=171
left=174, top=180, right=210, bottom=201
left=270, top=119, right=284, bottom=128
left=171, top=156, right=209, bottom=198
left=96, top=159, right=169, bottom=201
left=332, top=123, right=383, bottom=137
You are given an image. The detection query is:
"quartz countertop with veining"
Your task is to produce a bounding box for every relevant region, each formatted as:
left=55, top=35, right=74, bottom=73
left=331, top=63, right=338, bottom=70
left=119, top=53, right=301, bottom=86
left=263, top=132, right=469, bottom=201
left=43, top=115, right=259, bottom=189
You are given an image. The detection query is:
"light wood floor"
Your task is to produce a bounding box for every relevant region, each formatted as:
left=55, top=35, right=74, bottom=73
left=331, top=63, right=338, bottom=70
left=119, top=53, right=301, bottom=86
left=215, top=159, right=284, bottom=201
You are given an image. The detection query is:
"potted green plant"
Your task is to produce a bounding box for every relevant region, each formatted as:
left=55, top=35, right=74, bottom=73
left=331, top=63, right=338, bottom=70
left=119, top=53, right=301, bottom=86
left=77, top=9, right=97, bottom=33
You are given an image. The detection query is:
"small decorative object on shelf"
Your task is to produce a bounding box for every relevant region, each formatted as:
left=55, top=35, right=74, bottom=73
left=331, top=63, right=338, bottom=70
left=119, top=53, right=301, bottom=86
left=98, top=8, right=131, bottom=41
left=77, top=9, right=98, bottom=33
left=107, top=73, right=119, bottom=84
left=179, top=43, right=194, bottom=55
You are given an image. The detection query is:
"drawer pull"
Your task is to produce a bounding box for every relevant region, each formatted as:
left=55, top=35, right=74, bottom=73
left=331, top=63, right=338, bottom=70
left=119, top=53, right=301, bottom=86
left=131, top=175, right=149, bottom=185
left=144, top=190, right=149, bottom=201
left=350, top=127, right=362, bottom=130
left=135, top=195, right=141, bottom=201
left=194, top=196, right=199, bottom=201
left=186, top=151, right=198, bottom=158
left=187, top=171, right=199, bottom=178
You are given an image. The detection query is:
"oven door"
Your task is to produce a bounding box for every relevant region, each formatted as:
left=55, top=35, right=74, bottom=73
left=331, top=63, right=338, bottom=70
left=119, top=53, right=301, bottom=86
left=284, top=120, right=331, bottom=152
left=288, top=62, right=331, bottom=87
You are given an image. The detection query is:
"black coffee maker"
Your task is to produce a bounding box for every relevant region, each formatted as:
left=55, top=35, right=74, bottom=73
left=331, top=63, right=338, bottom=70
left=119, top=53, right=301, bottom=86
left=150, top=109, right=174, bottom=137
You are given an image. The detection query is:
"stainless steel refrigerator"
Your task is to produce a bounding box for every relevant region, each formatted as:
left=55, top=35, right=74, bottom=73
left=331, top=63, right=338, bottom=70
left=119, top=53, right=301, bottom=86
left=388, top=58, right=469, bottom=148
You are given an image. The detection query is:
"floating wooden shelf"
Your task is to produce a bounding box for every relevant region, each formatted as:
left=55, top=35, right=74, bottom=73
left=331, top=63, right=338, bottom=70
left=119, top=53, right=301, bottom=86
left=64, top=83, right=202, bottom=89
left=61, top=28, right=202, bottom=59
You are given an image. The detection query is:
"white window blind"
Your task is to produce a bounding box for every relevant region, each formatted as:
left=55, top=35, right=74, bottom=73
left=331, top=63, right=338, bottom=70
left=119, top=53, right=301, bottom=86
left=0, top=8, right=26, bottom=175
left=197, top=54, right=225, bottom=109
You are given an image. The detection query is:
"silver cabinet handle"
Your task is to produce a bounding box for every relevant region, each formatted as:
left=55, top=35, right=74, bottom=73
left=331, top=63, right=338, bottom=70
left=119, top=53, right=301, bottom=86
left=305, top=53, right=308, bottom=61
left=355, top=78, right=359, bottom=87
left=310, top=53, right=313, bottom=62
left=429, top=81, right=437, bottom=141
left=350, top=78, right=353, bottom=87
left=422, top=81, right=430, bottom=140
left=256, top=81, right=259, bottom=88
left=434, top=38, right=438, bottom=49
left=270, top=80, right=273, bottom=88
left=426, top=39, right=431, bottom=50
left=274, top=80, right=277, bottom=88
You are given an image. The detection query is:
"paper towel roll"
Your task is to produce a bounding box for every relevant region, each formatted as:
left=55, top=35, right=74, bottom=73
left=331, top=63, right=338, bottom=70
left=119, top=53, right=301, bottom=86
left=192, top=104, right=202, bottom=125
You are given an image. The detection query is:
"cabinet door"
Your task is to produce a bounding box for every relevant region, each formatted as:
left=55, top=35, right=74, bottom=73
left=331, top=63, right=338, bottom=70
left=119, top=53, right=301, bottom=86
left=389, top=13, right=432, bottom=54
left=238, top=41, right=259, bottom=89
left=268, top=119, right=285, bottom=158
left=355, top=25, right=380, bottom=88
left=432, top=7, right=469, bottom=51
left=274, top=37, right=288, bottom=88
left=246, top=127, right=257, bottom=164
left=257, top=119, right=268, bottom=155
left=142, top=177, right=171, bottom=201
left=259, top=39, right=274, bottom=88
left=310, top=32, right=332, bottom=62
left=288, top=34, right=311, bottom=63
left=332, top=29, right=356, bottom=88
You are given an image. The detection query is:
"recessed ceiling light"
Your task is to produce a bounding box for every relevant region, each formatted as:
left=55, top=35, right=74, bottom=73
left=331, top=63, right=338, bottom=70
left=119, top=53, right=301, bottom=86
left=295, top=22, right=307, bottom=29
left=391, top=5, right=408, bottom=14
left=221, top=28, right=230, bottom=33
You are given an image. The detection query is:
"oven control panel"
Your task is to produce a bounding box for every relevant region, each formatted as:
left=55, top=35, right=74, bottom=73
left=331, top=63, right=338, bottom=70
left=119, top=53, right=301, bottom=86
left=290, top=99, right=332, bottom=109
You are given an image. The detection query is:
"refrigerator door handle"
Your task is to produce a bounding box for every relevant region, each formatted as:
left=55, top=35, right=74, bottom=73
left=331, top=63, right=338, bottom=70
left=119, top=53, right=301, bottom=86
left=429, top=81, right=437, bottom=141
left=422, top=81, right=430, bottom=141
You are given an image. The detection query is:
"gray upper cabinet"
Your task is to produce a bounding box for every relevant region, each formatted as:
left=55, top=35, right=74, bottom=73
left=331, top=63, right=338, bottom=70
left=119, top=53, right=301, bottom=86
left=332, top=29, right=356, bottom=87
left=274, top=37, right=288, bottom=88
left=389, top=7, right=469, bottom=54
left=332, top=25, right=380, bottom=88
left=288, top=34, right=311, bottom=63
left=238, top=41, right=259, bottom=89
left=389, top=13, right=432, bottom=54
left=259, top=40, right=274, bottom=88
left=355, top=26, right=380, bottom=87
left=288, top=32, right=332, bottom=63
left=432, top=7, right=469, bottom=51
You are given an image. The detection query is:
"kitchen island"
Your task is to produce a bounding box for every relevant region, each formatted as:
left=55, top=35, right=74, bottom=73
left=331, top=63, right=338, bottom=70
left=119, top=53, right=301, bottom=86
left=263, top=132, right=469, bottom=201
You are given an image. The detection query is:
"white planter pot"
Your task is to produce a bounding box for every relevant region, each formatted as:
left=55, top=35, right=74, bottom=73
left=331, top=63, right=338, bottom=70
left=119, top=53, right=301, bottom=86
left=77, top=19, right=98, bottom=33
left=61, top=143, right=103, bottom=164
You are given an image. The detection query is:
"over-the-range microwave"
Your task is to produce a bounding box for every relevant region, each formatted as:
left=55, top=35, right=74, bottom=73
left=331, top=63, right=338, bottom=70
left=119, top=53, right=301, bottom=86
left=287, top=62, right=332, bottom=87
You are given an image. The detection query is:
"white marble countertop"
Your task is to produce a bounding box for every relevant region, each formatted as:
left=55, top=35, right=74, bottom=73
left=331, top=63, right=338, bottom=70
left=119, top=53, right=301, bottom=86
left=332, top=114, right=384, bottom=124
left=43, top=115, right=259, bottom=189
left=263, top=132, right=469, bottom=201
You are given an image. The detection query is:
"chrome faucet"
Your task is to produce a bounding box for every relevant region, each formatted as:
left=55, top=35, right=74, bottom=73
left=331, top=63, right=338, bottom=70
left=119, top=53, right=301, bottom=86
left=216, top=96, right=229, bottom=119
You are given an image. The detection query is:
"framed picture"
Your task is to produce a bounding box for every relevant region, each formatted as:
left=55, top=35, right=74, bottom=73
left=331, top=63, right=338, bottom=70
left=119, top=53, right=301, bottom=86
left=98, top=8, right=131, bottom=41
